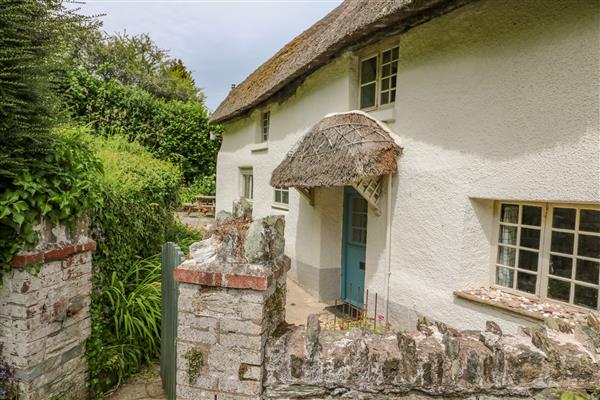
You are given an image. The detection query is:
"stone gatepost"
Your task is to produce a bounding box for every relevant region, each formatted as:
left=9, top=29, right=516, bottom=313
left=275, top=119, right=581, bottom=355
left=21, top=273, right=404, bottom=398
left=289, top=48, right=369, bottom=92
left=0, top=219, right=94, bottom=399
left=174, top=213, right=288, bottom=400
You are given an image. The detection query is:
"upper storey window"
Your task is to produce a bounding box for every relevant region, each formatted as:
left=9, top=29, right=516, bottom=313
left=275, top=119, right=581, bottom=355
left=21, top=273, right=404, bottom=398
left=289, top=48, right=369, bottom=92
left=359, top=46, right=399, bottom=110
left=260, top=111, right=270, bottom=142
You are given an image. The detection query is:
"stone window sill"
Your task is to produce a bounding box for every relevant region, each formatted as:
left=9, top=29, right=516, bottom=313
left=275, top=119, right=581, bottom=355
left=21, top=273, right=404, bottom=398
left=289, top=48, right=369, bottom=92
left=454, top=287, right=592, bottom=326
left=250, top=142, right=269, bottom=153
left=367, top=106, right=395, bottom=123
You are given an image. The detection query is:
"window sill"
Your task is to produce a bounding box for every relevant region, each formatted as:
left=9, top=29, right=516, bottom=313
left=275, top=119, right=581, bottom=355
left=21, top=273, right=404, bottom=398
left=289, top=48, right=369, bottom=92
left=367, top=106, right=395, bottom=123
left=250, top=142, right=269, bottom=153
left=271, top=203, right=289, bottom=211
left=454, top=287, right=591, bottom=325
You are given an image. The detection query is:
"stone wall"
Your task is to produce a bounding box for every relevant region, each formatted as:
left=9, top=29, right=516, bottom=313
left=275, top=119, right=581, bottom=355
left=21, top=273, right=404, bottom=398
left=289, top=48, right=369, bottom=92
left=175, top=205, right=289, bottom=399
left=0, top=218, right=94, bottom=399
left=263, top=315, right=600, bottom=399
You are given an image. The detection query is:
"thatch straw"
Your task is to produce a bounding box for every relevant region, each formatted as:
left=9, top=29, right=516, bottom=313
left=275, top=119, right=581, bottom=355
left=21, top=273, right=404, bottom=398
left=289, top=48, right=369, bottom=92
left=270, top=111, right=402, bottom=188
left=210, top=0, right=472, bottom=124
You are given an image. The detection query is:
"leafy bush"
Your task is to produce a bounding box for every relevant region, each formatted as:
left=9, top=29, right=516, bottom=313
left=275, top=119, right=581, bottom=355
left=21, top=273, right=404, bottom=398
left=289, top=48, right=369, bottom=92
left=179, top=174, right=216, bottom=204
left=87, top=135, right=202, bottom=397
left=0, top=126, right=102, bottom=269
left=64, top=68, right=222, bottom=183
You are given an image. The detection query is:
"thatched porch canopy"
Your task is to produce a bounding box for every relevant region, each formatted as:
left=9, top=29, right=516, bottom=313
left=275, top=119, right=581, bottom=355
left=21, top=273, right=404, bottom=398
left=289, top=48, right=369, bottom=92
left=270, top=111, right=402, bottom=189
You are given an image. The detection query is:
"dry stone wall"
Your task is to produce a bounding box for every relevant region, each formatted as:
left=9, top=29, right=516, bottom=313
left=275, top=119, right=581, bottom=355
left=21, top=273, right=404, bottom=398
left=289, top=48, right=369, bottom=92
left=0, top=218, right=94, bottom=399
left=175, top=204, right=289, bottom=400
left=263, top=315, right=600, bottom=399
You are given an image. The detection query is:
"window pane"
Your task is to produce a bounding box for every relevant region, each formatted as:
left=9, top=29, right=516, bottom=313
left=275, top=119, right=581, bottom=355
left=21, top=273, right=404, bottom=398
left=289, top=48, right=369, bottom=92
left=517, top=272, right=537, bottom=294
left=522, top=206, right=542, bottom=226
left=390, top=89, right=396, bottom=102
left=361, top=57, right=377, bottom=84
left=518, top=249, right=539, bottom=272
left=380, top=91, right=389, bottom=105
left=391, top=76, right=397, bottom=88
left=553, top=207, right=576, bottom=230
left=580, top=209, right=600, bottom=233
left=501, top=204, right=518, bottom=224
left=392, top=47, right=399, bottom=60
left=547, top=278, right=570, bottom=302
left=360, top=83, right=376, bottom=109
left=520, top=228, right=540, bottom=249
left=275, top=190, right=281, bottom=203
left=499, top=225, right=517, bottom=245
left=574, top=285, right=598, bottom=309
left=575, top=259, right=600, bottom=284
left=282, top=190, right=289, bottom=204
left=382, top=63, right=391, bottom=77
left=382, top=50, right=391, bottom=63
left=578, top=234, right=600, bottom=259
left=496, top=266, right=514, bottom=288
left=551, top=231, right=574, bottom=254
left=497, top=246, right=516, bottom=266
left=549, top=255, right=572, bottom=278
left=381, top=78, right=390, bottom=90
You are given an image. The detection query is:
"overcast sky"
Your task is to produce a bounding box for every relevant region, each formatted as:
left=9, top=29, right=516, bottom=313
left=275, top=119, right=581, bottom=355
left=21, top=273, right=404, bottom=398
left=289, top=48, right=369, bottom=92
left=75, top=1, right=342, bottom=110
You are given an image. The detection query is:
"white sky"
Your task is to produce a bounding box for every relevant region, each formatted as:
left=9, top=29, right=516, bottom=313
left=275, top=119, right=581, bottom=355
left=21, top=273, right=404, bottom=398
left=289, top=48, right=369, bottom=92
left=75, top=0, right=342, bottom=110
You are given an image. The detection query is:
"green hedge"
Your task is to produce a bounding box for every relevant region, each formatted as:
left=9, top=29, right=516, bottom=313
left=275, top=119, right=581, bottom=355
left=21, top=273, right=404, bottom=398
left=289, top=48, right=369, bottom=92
left=64, top=68, right=222, bottom=183
left=87, top=135, right=199, bottom=397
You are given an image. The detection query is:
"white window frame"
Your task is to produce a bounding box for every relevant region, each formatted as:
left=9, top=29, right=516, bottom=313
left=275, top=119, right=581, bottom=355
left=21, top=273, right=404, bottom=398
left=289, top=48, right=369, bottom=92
left=273, top=187, right=289, bottom=210
left=239, top=167, right=253, bottom=201
left=358, top=45, right=399, bottom=111
left=260, top=111, right=270, bottom=143
left=491, top=201, right=600, bottom=311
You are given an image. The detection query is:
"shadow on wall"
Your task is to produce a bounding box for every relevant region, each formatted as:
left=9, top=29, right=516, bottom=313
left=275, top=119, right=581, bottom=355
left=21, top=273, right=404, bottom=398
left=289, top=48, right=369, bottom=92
left=395, top=0, right=599, bottom=159
left=293, top=186, right=344, bottom=302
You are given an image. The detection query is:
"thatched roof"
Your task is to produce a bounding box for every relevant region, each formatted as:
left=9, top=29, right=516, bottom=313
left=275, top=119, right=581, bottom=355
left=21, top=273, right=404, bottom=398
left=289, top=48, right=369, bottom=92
left=210, top=0, right=470, bottom=124
left=270, top=111, right=402, bottom=188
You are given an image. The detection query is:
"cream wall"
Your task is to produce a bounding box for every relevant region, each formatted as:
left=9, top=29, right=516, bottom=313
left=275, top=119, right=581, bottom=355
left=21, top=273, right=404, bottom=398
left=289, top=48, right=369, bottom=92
left=216, top=0, right=599, bottom=333
left=217, top=55, right=354, bottom=300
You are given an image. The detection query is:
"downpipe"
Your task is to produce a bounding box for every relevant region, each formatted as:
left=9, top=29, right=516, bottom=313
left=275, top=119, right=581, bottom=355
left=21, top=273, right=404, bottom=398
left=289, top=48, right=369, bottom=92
left=384, top=173, right=393, bottom=322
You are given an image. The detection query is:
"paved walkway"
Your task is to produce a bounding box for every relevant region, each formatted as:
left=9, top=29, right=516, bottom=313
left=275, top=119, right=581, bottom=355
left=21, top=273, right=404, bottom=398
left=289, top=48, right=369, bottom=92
left=106, top=363, right=166, bottom=400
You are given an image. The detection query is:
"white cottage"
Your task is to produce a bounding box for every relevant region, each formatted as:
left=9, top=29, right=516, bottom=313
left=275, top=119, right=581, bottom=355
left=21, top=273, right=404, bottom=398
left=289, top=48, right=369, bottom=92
left=210, top=0, right=600, bottom=333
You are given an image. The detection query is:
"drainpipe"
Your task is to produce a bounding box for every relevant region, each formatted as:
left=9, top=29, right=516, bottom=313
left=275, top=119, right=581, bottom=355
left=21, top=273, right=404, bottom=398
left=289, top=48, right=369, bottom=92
left=384, top=173, right=393, bottom=322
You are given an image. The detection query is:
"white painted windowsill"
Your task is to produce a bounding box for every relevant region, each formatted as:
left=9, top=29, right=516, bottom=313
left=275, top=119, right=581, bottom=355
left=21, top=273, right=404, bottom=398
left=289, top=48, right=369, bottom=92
left=368, top=106, right=396, bottom=123
left=250, top=142, right=269, bottom=153
left=271, top=203, right=289, bottom=211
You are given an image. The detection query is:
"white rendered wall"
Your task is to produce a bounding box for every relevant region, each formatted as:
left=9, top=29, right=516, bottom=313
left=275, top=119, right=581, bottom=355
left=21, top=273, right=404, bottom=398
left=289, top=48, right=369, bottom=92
left=216, top=0, right=599, bottom=332
left=217, top=56, right=354, bottom=300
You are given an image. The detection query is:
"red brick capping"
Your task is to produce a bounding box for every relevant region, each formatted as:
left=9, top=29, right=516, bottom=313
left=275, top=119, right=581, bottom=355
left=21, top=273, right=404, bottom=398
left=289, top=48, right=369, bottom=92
left=11, top=240, right=96, bottom=268
left=175, top=257, right=289, bottom=291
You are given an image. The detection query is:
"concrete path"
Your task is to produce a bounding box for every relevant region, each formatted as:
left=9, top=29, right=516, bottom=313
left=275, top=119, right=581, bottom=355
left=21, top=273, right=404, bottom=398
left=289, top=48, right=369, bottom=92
left=285, top=278, right=333, bottom=326
left=107, top=363, right=166, bottom=400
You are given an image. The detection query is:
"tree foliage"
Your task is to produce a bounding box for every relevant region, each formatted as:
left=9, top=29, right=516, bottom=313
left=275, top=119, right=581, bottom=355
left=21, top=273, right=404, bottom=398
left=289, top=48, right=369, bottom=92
left=73, top=31, right=204, bottom=103
left=65, top=68, right=221, bottom=182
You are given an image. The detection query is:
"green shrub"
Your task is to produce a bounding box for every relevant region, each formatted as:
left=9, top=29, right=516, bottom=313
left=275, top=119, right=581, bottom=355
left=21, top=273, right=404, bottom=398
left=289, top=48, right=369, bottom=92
left=87, top=135, right=184, bottom=397
left=64, top=68, right=222, bottom=183
left=0, top=126, right=102, bottom=269
left=179, top=174, right=216, bottom=204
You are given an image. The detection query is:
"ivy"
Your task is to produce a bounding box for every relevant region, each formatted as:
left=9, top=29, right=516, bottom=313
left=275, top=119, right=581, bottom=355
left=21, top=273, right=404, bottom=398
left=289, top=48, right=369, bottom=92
left=0, top=126, right=102, bottom=270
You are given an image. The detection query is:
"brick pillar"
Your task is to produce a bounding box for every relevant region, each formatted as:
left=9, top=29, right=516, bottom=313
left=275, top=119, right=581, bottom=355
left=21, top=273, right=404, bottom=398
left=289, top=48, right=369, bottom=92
left=174, top=214, right=288, bottom=400
left=0, top=219, right=94, bottom=400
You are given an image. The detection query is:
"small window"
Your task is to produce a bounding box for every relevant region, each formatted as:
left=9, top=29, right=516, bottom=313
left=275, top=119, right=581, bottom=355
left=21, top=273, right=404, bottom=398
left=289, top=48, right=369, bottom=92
left=261, top=111, right=270, bottom=142
left=359, top=46, right=399, bottom=110
left=495, top=203, right=543, bottom=294
left=240, top=168, right=253, bottom=200
left=274, top=187, right=289, bottom=208
left=493, top=202, right=600, bottom=311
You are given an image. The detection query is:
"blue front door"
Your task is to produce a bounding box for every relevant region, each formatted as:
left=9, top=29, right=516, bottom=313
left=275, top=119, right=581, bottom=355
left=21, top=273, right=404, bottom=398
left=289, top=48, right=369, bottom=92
left=342, top=187, right=368, bottom=307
